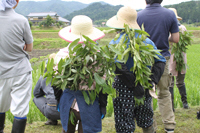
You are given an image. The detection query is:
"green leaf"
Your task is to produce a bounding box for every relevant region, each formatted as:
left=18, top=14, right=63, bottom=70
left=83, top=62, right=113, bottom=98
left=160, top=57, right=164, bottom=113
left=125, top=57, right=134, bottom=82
left=116, top=62, right=122, bottom=69
left=71, top=69, right=77, bottom=73
left=88, top=91, right=96, bottom=104
left=69, top=111, right=76, bottom=125
left=114, top=33, right=120, bottom=41
left=47, top=58, right=54, bottom=73
left=95, top=83, right=101, bottom=94
left=85, top=55, right=90, bottom=64
left=82, top=91, right=90, bottom=105
left=88, top=75, right=93, bottom=88
left=61, top=80, right=68, bottom=90
left=73, top=43, right=82, bottom=52
left=102, top=29, right=116, bottom=34
left=109, top=45, right=121, bottom=55
left=46, top=76, right=52, bottom=86
left=82, top=35, right=96, bottom=44
left=63, top=58, right=72, bottom=67
left=69, top=38, right=80, bottom=50
left=94, top=73, right=107, bottom=86
left=58, top=58, right=64, bottom=74
left=41, top=61, right=46, bottom=76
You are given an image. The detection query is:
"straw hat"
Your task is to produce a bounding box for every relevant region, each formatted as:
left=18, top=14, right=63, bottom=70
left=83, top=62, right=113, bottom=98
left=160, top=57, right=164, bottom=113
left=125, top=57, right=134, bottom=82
left=59, top=15, right=105, bottom=43
left=168, top=8, right=182, bottom=21
left=106, top=6, right=140, bottom=29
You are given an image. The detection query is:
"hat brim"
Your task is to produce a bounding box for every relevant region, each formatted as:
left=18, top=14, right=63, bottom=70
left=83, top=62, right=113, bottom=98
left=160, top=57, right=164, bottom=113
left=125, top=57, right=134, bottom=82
left=177, top=16, right=182, bottom=21
left=59, top=26, right=105, bottom=43
left=106, top=15, right=140, bottom=30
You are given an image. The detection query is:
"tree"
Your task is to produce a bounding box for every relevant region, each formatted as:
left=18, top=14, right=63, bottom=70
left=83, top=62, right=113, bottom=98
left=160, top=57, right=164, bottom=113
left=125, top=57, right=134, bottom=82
left=46, top=15, right=55, bottom=27
left=29, top=21, right=33, bottom=28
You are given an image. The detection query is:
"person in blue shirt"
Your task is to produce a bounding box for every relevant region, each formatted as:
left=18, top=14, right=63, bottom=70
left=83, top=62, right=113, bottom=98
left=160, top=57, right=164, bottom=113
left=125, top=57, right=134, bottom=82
left=137, top=0, right=179, bottom=132
left=106, top=6, right=166, bottom=133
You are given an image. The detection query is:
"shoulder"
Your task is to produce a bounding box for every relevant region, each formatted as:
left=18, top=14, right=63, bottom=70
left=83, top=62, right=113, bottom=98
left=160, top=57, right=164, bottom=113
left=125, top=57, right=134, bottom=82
left=162, top=8, right=177, bottom=18
left=109, top=33, right=127, bottom=45
left=145, top=38, right=154, bottom=45
left=137, top=9, right=147, bottom=16
left=13, top=12, right=29, bottom=23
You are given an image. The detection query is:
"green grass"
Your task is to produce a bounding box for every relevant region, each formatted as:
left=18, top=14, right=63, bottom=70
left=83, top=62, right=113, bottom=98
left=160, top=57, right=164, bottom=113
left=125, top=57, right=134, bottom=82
left=185, top=26, right=200, bottom=31
left=33, top=38, right=69, bottom=49
left=4, top=106, right=200, bottom=133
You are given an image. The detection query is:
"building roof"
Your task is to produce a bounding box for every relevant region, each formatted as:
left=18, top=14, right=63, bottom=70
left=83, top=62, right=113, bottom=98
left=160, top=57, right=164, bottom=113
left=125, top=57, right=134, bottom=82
left=58, top=17, right=70, bottom=23
left=27, top=12, right=58, bottom=17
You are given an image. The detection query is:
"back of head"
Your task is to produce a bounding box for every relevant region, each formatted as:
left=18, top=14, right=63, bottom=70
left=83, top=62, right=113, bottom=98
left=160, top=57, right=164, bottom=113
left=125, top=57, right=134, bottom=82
left=0, top=0, right=18, bottom=11
left=146, top=0, right=163, bottom=5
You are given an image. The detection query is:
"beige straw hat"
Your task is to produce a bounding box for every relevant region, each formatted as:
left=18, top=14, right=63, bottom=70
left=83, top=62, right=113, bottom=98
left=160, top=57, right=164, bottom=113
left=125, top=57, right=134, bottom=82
left=106, top=6, right=140, bottom=29
left=168, top=8, right=182, bottom=21
left=59, top=15, right=105, bottom=43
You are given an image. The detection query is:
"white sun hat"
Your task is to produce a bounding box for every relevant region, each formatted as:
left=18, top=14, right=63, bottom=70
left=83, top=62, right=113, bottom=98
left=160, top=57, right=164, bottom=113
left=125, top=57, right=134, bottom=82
left=106, top=6, right=140, bottom=29
left=59, top=15, right=105, bottom=43
left=168, top=8, right=182, bottom=21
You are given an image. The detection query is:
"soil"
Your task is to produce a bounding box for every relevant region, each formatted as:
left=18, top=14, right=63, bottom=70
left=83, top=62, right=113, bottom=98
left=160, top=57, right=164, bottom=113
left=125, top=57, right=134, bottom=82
left=28, top=49, right=59, bottom=59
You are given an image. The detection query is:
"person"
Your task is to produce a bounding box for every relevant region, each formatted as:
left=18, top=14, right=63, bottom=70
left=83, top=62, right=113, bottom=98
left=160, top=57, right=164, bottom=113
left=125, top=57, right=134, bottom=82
left=106, top=6, right=166, bottom=133
left=0, top=0, right=33, bottom=132
left=137, top=0, right=180, bottom=133
left=55, top=15, right=108, bottom=133
left=33, top=75, right=60, bottom=125
left=168, top=8, right=189, bottom=111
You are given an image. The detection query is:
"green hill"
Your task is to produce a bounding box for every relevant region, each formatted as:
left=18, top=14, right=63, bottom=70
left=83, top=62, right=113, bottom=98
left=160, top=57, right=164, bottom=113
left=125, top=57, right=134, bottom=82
left=164, top=1, right=200, bottom=24
left=15, top=0, right=88, bottom=17
left=64, top=2, right=123, bottom=25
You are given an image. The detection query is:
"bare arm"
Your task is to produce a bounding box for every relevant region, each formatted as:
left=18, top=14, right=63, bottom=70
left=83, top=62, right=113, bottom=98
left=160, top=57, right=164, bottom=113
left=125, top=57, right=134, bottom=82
left=24, top=43, right=33, bottom=52
left=169, top=32, right=179, bottom=43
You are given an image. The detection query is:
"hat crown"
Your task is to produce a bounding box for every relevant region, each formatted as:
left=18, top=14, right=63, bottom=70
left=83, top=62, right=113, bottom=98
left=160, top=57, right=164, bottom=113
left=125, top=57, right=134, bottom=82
left=117, top=6, right=137, bottom=24
left=169, top=8, right=178, bottom=17
left=168, top=8, right=182, bottom=20
left=71, top=15, right=93, bottom=36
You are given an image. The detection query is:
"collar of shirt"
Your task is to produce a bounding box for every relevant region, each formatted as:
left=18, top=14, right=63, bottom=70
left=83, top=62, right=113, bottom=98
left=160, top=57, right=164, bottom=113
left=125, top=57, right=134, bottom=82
left=146, top=3, right=161, bottom=8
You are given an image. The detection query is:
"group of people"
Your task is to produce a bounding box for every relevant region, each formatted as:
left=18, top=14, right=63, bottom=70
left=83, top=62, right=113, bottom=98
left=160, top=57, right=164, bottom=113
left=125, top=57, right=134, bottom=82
left=0, top=0, right=190, bottom=133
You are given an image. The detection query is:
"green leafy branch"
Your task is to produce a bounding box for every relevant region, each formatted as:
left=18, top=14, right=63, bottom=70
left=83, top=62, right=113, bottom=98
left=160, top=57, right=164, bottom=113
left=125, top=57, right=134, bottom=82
left=112, top=24, right=161, bottom=95
left=171, top=30, right=192, bottom=72
left=42, top=35, right=117, bottom=105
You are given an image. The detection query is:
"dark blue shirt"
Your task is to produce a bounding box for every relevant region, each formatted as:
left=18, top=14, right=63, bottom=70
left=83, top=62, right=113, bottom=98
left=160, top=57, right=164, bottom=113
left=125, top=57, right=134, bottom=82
left=137, top=3, right=179, bottom=57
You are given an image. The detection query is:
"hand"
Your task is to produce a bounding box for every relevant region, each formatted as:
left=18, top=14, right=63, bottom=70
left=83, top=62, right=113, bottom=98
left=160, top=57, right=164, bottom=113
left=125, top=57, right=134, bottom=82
left=23, top=44, right=27, bottom=50
left=149, top=82, right=158, bottom=99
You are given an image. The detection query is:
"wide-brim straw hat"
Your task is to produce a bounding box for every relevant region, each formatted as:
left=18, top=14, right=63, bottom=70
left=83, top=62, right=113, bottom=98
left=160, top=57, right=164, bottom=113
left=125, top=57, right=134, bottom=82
left=59, top=15, right=105, bottom=43
left=106, top=6, right=140, bottom=29
left=168, top=8, right=182, bottom=21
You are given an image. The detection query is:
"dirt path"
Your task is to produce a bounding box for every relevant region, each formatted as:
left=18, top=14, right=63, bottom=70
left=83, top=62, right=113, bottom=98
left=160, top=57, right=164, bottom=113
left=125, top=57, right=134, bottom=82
left=28, top=49, right=59, bottom=59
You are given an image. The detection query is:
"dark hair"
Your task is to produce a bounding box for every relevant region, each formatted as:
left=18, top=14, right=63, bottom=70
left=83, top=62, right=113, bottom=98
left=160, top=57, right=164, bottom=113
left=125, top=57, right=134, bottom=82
left=146, top=0, right=163, bottom=4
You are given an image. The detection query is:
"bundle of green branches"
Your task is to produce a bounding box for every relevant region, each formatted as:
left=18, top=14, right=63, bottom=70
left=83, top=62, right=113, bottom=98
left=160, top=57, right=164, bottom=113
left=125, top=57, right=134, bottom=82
left=171, top=29, right=192, bottom=72
left=110, top=24, right=161, bottom=103
left=41, top=35, right=116, bottom=105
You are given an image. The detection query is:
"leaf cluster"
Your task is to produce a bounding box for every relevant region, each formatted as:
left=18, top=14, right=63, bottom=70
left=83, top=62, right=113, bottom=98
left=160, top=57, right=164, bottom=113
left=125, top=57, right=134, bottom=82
left=171, top=30, right=192, bottom=72
left=41, top=24, right=161, bottom=106
left=113, top=24, right=161, bottom=91
left=42, top=35, right=116, bottom=105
